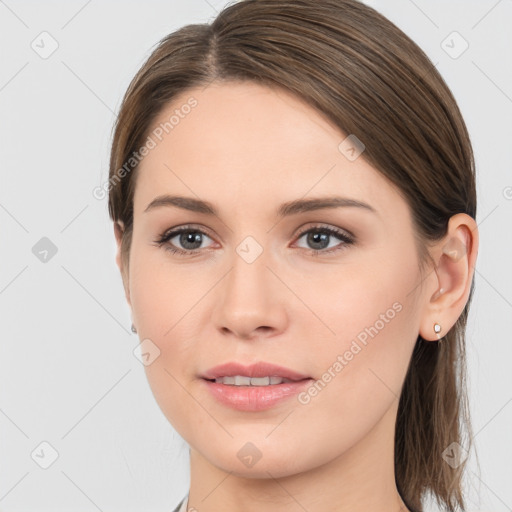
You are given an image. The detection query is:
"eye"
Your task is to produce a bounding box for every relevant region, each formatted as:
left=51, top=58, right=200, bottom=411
left=154, top=225, right=215, bottom=256
left=293, top=224, right=355, bottom=255
left=153, top=223, right=355, bottom=257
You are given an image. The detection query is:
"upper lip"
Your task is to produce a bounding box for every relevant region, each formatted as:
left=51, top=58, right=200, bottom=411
left=200, top=362, right=312, bottom=382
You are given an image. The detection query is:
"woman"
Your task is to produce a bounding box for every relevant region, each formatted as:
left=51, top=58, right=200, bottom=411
left=108, top=1, right=479, bottom=511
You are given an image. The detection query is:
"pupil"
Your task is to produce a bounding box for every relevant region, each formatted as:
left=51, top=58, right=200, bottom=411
left=181, top=231, right=202, bottom=249
left=308, top=232, right=328, bottom=249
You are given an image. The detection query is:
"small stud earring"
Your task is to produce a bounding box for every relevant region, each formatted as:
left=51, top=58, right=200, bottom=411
left=131, top=323, right=137, bottom=334
left=433, top=322, right=442, bottom=341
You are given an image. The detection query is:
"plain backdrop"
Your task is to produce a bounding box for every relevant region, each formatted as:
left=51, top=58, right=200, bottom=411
left=0, top=1, right=511, bottom=511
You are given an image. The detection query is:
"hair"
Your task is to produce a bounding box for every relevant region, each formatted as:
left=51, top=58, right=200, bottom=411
left=108, top=1, right=478, bottom=510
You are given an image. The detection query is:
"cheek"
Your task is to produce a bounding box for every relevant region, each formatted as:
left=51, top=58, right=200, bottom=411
left=301, top=252, right=421, bottom=398
left=129, top=245, right=193, bottom=336
left=302, top=258, right=415, bottom=347
left=128, top=246, right=210, bottom=428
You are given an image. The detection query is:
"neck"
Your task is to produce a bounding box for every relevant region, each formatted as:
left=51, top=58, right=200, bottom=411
left=185, top=401, right=411, bottom=512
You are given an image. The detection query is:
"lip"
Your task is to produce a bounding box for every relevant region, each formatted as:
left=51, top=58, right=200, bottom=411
left=199, top=361, right=313, bottom=412
left=200, top=361, right=311, bottom=381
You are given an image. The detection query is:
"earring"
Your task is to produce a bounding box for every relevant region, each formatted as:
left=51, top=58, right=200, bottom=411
left=433, top=322, right=442, bottom=341
left=131, top=323, right=137, bottom=334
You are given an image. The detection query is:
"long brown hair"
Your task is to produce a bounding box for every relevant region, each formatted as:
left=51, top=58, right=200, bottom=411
left=108, top=1, right=478, bottom=510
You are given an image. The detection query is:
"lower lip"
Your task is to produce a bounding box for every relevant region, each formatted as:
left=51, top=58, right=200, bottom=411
left=201, top=378, right=314, bottom=411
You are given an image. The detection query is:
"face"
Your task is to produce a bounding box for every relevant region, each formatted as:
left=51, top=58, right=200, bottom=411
left=120, top=81, right=429, bottom=477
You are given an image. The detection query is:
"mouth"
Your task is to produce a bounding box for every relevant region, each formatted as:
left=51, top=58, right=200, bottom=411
left=199, top=361, right=314, bottom=411
left=203, top=376, right=306, bottom=386
left=200, top=360, right=312, bottom=382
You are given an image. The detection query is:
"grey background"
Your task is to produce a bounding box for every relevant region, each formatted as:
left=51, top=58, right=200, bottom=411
left=0, top=0, right=510, bottom=511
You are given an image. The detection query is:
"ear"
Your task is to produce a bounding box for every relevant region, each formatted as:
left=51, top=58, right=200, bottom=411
left=114, top=220, right=131, bottom=308
left=419, top=213, right=479, bottom=341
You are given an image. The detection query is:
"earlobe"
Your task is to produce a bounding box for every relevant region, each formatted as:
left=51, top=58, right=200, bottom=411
left=419, top=213, right=478, bottom=342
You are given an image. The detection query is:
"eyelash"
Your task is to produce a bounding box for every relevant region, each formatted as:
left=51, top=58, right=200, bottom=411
left=153, top=223, right=355, bottom=257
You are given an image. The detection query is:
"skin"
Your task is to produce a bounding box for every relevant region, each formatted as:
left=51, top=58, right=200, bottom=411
left=114, top=81, right=478, bottom=512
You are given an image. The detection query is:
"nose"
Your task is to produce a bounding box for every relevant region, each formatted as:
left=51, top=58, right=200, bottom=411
left=211, top=245, right=288, bottom=341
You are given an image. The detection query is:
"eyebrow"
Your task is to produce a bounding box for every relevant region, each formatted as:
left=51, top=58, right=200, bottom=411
left=143, top=194, right=378, bottom=217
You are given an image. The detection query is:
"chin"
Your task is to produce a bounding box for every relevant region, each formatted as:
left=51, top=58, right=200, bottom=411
left=198, top=441, right=316, bottom=479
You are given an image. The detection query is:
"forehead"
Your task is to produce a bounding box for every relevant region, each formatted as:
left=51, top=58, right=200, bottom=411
left=148, top=80, right=345, bottom=158
left=134, top=81, right=405, bottom=222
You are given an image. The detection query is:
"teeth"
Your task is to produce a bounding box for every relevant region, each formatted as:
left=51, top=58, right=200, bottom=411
left=214, top=375, right=293, bottom=386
